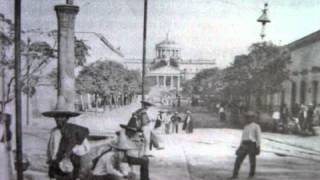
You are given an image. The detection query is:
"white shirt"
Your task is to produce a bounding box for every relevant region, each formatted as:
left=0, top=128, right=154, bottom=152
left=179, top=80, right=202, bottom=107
left=92, top=151, right=124, bottom=177
left=241, top=122, right=261, bottom=146
left=272, top=111, right=280, bottom=120
left=47, top=128, right=90, bottom=162
left=72, top=138, right=90, bottom=156
left=47, top=127, right=62, bottom=162
left=164, top=114, right=172, bottom=124
left=186, top=115, right=191, bottom=124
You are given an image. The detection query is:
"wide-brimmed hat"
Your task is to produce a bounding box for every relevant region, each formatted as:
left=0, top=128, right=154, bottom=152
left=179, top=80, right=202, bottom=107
left=186, top=110, right=191, bottom=114
left=141, top=100, right=154, bottom=107
left=109, top=131, right=137, bottom=151
left=120, top=124, right=138, bottom=132
left=42, top=110, right=80, bottom=118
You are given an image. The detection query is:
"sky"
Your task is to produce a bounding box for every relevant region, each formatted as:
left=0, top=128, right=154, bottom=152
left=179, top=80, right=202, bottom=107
left=1, top=0, right=320, bottom=67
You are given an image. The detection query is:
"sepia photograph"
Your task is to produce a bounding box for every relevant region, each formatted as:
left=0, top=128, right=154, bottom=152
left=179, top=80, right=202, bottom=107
left=1, top=0, right=320, bottom=179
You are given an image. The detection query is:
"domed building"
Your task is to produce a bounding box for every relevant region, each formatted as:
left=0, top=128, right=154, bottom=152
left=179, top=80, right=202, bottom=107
left=154, top=35, right=181, bottom=63
left=124, top=35, right=216, bottom=90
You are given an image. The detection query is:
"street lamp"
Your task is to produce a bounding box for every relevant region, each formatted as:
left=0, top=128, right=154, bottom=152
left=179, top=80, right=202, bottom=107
left=257, top=3, right=271, bottom=41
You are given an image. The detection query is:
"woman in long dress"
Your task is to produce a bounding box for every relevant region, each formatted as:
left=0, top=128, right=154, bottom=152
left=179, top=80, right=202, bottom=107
left=0, top=113, right=12, bottom=180
left=183, top=110, right=193, bottom=134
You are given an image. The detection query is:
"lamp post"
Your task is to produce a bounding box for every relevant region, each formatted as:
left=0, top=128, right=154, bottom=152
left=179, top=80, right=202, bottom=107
left=257, top=3, right=271, bottom=41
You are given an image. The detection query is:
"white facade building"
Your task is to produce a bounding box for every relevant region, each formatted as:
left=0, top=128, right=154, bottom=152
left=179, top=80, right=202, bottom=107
left=124, top=37, right=216, bottom=90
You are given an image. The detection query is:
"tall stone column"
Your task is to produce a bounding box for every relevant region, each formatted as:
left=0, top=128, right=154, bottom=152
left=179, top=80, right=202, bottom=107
left=163, top=76, right=166, bottom=88
left=55, top=4, right=79, bottom=111
left=43, top=2, right=80, bottom=119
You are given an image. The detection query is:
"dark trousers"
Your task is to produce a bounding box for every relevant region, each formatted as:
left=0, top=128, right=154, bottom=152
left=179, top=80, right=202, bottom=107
left=232, top=141, right=257, bottom=177
left=127, top=156, right=149, bottom=180
left=172, top=123, right=178, bottom=133
left=91, top=174, right=122, bottom=180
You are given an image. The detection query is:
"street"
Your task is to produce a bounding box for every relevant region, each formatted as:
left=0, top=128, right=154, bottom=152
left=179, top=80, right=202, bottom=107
left=22, top=102, right=320, bottom=180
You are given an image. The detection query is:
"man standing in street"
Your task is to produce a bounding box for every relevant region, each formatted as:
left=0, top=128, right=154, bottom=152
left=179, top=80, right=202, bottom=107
left=171, top=112, right=181, bottom=133
left=230, top=111, right=261, bottom=179
left=126, top=101, right=163, bottom=155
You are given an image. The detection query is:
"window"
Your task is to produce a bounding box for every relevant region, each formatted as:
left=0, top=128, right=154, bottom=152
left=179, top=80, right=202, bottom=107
left=291, top=81, right=296, bottom=106
left=300, top=81, right=306, bottom=104
left=313, top=80, right=318, bottom=105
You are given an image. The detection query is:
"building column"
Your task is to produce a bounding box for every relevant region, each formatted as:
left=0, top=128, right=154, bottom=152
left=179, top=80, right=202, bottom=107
left=163, top=76, right=166, bottom=88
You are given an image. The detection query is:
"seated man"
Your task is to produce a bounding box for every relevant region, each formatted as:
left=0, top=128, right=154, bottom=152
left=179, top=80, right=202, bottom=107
left=91, top=133, right=135, bottom=180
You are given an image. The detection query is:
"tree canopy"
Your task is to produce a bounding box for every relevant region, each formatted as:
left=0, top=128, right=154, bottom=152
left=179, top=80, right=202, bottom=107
left=76, top=60, right=141, bottom=97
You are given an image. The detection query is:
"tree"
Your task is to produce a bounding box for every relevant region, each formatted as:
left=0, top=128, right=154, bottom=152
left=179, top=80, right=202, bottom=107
left=222, top=42, right=291, bottom=110
left=0, top=15, right=56, bottom=110
left=181, top=68, right=222, bottom=107
left=76, top=60, right=141, bottom=110
left=75, top=37, right=90, bottom=66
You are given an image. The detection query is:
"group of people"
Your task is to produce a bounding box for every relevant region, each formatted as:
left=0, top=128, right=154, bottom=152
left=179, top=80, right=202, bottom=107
left=1, top=99, right=263, bottom=180
left=46, top=100, right=166, bottom=180
left=273, top=103, right=319, bottom=135
left=155, top=109, right=194, bottom=134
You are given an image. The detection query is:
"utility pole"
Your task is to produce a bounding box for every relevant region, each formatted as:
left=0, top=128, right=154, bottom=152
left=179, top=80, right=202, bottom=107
left=14, top=0, right=24, bottom=179
left=141, top=0, right=148, bottom=103
left=257, top=3, right=271, bottom=41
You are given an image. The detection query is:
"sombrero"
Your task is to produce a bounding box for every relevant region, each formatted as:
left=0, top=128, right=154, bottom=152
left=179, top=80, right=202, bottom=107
left=141, top=100, right=154, bottom=107
left=109, top=132, right=137, bottom=151
left=120, top=124, right=138, bottom=132
left=42, top=110, right=80, bottom=118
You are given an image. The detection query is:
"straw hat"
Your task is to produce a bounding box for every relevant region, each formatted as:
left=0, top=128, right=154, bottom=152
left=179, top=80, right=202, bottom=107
left=141, top=100, right=154, bottom=107
left=186, top=110, right=191, bottom=114
left=109, top=130, right=137, bottom=151
left=120, top=124, right=138, bottom=132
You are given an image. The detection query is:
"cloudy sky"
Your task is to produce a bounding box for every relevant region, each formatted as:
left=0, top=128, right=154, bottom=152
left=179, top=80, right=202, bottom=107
left=1, top=0, right=320, bottom=67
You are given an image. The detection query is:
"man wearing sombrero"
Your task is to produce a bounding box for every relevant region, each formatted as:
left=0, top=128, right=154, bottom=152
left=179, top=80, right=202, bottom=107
left=44, top=102, right=90, bottom=180
left=230, top=111, right=262, bottom=179
left=127, top=101, right=163, bottom=155
left=91, top=131, right=136, bottom=180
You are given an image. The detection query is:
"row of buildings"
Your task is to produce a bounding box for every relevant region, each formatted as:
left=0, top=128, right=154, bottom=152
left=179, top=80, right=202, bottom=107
left=282, top=30, right=320, bottom=109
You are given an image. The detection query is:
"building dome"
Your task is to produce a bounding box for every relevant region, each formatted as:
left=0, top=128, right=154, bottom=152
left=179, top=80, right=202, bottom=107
left=156, top=39, right=180, bottom=49
left=155, top=34, right=181, bottom=60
